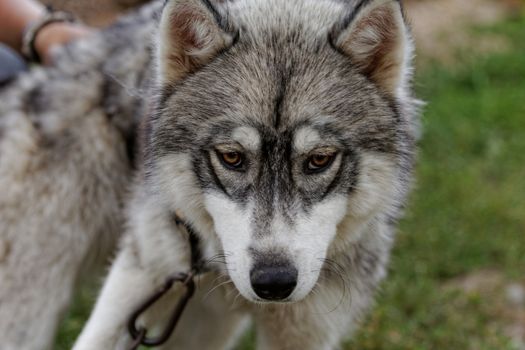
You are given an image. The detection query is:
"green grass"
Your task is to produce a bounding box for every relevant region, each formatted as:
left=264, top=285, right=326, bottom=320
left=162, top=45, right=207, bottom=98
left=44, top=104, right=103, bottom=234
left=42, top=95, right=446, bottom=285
left=56, top=16, right=525, bottom=350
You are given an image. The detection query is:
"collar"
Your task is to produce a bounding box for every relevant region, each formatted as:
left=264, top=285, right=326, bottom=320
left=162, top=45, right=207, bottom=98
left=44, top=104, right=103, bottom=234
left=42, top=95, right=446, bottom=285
left=174, top=213, right=208, bottom=274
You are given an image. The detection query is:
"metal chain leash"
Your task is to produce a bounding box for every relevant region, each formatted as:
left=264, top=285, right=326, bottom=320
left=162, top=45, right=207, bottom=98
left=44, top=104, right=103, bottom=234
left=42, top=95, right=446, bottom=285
left=127, top=271, right=196, bottom=350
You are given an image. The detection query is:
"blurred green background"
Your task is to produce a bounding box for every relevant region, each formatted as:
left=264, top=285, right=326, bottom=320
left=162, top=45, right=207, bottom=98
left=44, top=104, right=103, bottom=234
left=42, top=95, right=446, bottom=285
left=56, top=1, right=525, bottom=349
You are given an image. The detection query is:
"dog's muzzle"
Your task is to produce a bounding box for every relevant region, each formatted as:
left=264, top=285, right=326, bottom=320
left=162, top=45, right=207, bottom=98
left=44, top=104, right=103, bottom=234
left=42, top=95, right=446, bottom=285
left=250, top=263, right=298, bottom=301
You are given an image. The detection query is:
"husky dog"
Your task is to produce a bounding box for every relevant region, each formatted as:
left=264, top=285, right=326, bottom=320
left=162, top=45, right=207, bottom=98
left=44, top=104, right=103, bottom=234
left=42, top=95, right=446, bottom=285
left=75, top=0, right=420, bottom=349
left=72, top=0, right=420, bottom=348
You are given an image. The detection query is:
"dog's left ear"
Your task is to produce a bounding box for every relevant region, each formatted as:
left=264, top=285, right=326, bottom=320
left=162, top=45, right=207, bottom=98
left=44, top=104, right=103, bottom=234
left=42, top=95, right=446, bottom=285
left=332, top=0, right=412, bottom=96
left=158, top=0, right=235, bottom=84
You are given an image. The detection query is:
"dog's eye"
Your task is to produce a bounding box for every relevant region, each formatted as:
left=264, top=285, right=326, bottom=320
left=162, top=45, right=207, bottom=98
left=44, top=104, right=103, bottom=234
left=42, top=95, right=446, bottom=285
left=305, top=153, right=336, bottom=173
left=218, top=151, right=244, bottom=169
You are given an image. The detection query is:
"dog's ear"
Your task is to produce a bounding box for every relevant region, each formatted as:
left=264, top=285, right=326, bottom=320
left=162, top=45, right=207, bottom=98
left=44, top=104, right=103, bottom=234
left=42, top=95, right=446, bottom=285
left=332, top=0, right=412, bottom=96
left=158, top=0, right=235, bottom=83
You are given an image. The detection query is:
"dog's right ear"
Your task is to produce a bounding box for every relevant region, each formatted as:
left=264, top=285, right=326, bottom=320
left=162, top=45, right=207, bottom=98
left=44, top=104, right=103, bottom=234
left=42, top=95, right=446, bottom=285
left=331, top=0, right=412, bottom=96
left=158, top=0, right=235, bottom=84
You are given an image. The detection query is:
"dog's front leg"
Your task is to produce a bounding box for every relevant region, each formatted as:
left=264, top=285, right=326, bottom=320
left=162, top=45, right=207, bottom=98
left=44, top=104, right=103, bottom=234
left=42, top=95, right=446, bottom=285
left=74, top=195, right=192, bottom=350
left=73, top=240, right=155, bottom=350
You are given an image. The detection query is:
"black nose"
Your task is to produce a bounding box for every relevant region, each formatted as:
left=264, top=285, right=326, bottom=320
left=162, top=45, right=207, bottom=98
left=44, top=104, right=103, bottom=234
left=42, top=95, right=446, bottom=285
left=250, top=264, right=298, bottom=301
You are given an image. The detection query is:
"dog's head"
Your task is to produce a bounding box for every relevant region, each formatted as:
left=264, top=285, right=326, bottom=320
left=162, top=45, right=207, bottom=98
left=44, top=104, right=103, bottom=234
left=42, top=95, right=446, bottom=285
left=146, top=0, right=417, bottom=303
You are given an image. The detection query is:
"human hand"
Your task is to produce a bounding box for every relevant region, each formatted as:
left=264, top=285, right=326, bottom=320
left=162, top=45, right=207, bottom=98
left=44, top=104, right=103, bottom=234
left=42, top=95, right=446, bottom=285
left=33, top=22, right=93, bottom=65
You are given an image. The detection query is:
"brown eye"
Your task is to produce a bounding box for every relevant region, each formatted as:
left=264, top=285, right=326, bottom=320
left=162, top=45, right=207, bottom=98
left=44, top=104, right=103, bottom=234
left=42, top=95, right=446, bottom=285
left=306, top=153, right=336, bottom=173
left=219, top=151, right=243, bottom=169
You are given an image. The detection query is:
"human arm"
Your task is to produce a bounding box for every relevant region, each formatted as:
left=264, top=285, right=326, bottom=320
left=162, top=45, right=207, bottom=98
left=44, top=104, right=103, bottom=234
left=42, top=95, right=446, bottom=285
left=0, top=0, right=91, bottom=64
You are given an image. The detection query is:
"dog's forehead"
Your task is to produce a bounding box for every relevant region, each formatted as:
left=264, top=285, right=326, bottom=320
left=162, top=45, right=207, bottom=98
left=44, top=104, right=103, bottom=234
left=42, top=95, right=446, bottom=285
left=193, top=45, right=375, bottom=130
left=161, top=45, right=396, bottom=156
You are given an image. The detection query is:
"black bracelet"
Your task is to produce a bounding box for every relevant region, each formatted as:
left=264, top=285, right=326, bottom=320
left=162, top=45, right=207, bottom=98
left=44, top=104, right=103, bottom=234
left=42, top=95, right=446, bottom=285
left=21, top=9, right=76, bottom=63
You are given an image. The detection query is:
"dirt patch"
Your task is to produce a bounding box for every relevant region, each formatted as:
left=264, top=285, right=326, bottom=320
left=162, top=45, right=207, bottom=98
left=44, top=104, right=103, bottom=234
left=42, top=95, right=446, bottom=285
left=40, top=0, right=149, bottom=27
left=404, top=0, right=522, bottom=63
left=445, top=269, right=525, bottom=349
